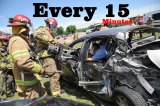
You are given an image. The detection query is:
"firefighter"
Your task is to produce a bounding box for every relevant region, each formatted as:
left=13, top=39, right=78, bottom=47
left=7, top=14, right=46, bottom=99
left=0, top=35, right=16, bottom=98
left=0, top=35, right=9, bottom=70
left=34, top=18, right=61, bottom=96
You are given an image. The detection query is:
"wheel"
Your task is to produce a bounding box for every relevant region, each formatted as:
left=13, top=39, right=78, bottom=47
left=112, top=86, right=148, bottom=106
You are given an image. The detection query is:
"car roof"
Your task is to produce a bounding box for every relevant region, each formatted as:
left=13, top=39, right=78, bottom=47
left=69, top=25, right=154, bottom=46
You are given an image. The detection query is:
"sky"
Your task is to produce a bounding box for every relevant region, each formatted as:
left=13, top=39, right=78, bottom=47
left=0, top=0, right=160, bottom=33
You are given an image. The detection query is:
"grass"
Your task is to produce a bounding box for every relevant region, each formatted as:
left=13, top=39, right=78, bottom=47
left=0, top=76, right=96, bottom=106
left=42, top=78, right=96, bottom=106
left=132, top=32, right=160, bottom=41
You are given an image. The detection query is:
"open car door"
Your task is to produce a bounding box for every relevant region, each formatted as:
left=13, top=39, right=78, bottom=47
left=79, top=36, right=117, bottom=94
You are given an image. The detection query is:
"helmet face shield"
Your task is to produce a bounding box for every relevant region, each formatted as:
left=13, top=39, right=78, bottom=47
left=28, top=23, right=34, bottom=35
left=9, top=18, right=14, bottom=23
left=45, top=18, right=58, bottom=32
left=50, top=24, right=57, bottom=32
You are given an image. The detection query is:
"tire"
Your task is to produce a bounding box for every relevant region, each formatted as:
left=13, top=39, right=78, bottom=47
left=112, top=86, right=148, bottom=106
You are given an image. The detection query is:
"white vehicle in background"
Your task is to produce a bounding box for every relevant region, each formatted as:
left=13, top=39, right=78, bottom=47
left=143, top=9, right=160, bottom=27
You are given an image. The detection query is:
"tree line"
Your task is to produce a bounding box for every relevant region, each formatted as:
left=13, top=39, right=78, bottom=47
left=36, top=24, right=96, bottom=36
left=36, top=25, right=77, bottom=36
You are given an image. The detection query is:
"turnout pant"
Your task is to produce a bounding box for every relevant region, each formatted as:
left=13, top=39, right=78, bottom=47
left=17, top=81, right=46, bottom=99
left=43, top=57, right=61, bottom=96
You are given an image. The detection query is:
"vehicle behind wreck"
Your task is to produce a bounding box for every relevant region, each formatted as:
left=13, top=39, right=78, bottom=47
left=55, top=25, right=160, bottom=106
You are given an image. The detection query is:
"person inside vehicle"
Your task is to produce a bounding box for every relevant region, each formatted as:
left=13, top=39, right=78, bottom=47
left=88, top=43, right=100, bottom=58
left=88, top=40, right=108, bottom=61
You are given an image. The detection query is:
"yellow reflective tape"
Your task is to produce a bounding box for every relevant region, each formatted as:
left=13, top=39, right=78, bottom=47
left=31, top=62, right=39, bottom=73
left=12, top=50, right=28, bottom=56
left=13, top=52, right=29, bottom=59
left=37, top=51, right=50, bottom=58
left=51, top=91, right=60, bottom=96
left=0, top=63, right=7, bottom=69
left=41, top=50, right=49, bottom=57
left=12, top=50, right=30, bottom=59
left=31, top=62, right=42, bottom=73
left=34, top=73, right=42, bottom=80
left=15, top=78, right=39, bottom=86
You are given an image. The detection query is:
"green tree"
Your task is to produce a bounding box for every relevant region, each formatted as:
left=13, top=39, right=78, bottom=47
left=63, top=31, right=68, bottom=35
left=76, top=28, right=88, bottom=32
left=66, top=25, right=76, bottom=34
left=56, top=26, right=64, bottom=35
left=88, top=25, right=94, bottom=29
left=38, top=26, right=44, bottom=28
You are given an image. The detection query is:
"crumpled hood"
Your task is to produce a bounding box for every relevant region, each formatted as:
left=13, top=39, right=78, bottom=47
left=147, top=50, right=160, bottom=69
left=12, top=26, right=26, bottom=35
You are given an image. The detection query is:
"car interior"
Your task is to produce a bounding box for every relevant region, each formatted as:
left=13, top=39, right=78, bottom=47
left=86, top=37, right=116, bottom=62
left=84, top=37, right=117, bottom=80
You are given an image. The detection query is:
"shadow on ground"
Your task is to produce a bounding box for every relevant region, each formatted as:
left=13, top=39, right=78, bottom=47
left=44, top=78, right=97, bottom=106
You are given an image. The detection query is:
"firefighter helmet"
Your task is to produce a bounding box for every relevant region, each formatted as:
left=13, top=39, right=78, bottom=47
left=45, top=18, right=58, bottom=31
left=8, top=14, right=32, bottom=27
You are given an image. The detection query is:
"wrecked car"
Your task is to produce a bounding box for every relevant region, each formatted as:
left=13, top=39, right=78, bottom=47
left=49, top=25, right=160, bottom=106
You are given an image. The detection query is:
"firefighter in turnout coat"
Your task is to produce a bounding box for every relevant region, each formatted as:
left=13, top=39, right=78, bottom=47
left=7, top=14, right=46, bottom=99
left=34, top=18, right=61, bottom=96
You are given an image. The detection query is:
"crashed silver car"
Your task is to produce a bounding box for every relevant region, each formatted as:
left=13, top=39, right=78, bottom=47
left=50, top=25, right=160, bottom=106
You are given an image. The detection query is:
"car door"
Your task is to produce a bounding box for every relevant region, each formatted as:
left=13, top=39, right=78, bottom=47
left=79, top=36, right=117, bottom=81
left=59, top=40, right=85, bottom=81
left=78, top=36, right=118, bottom=94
